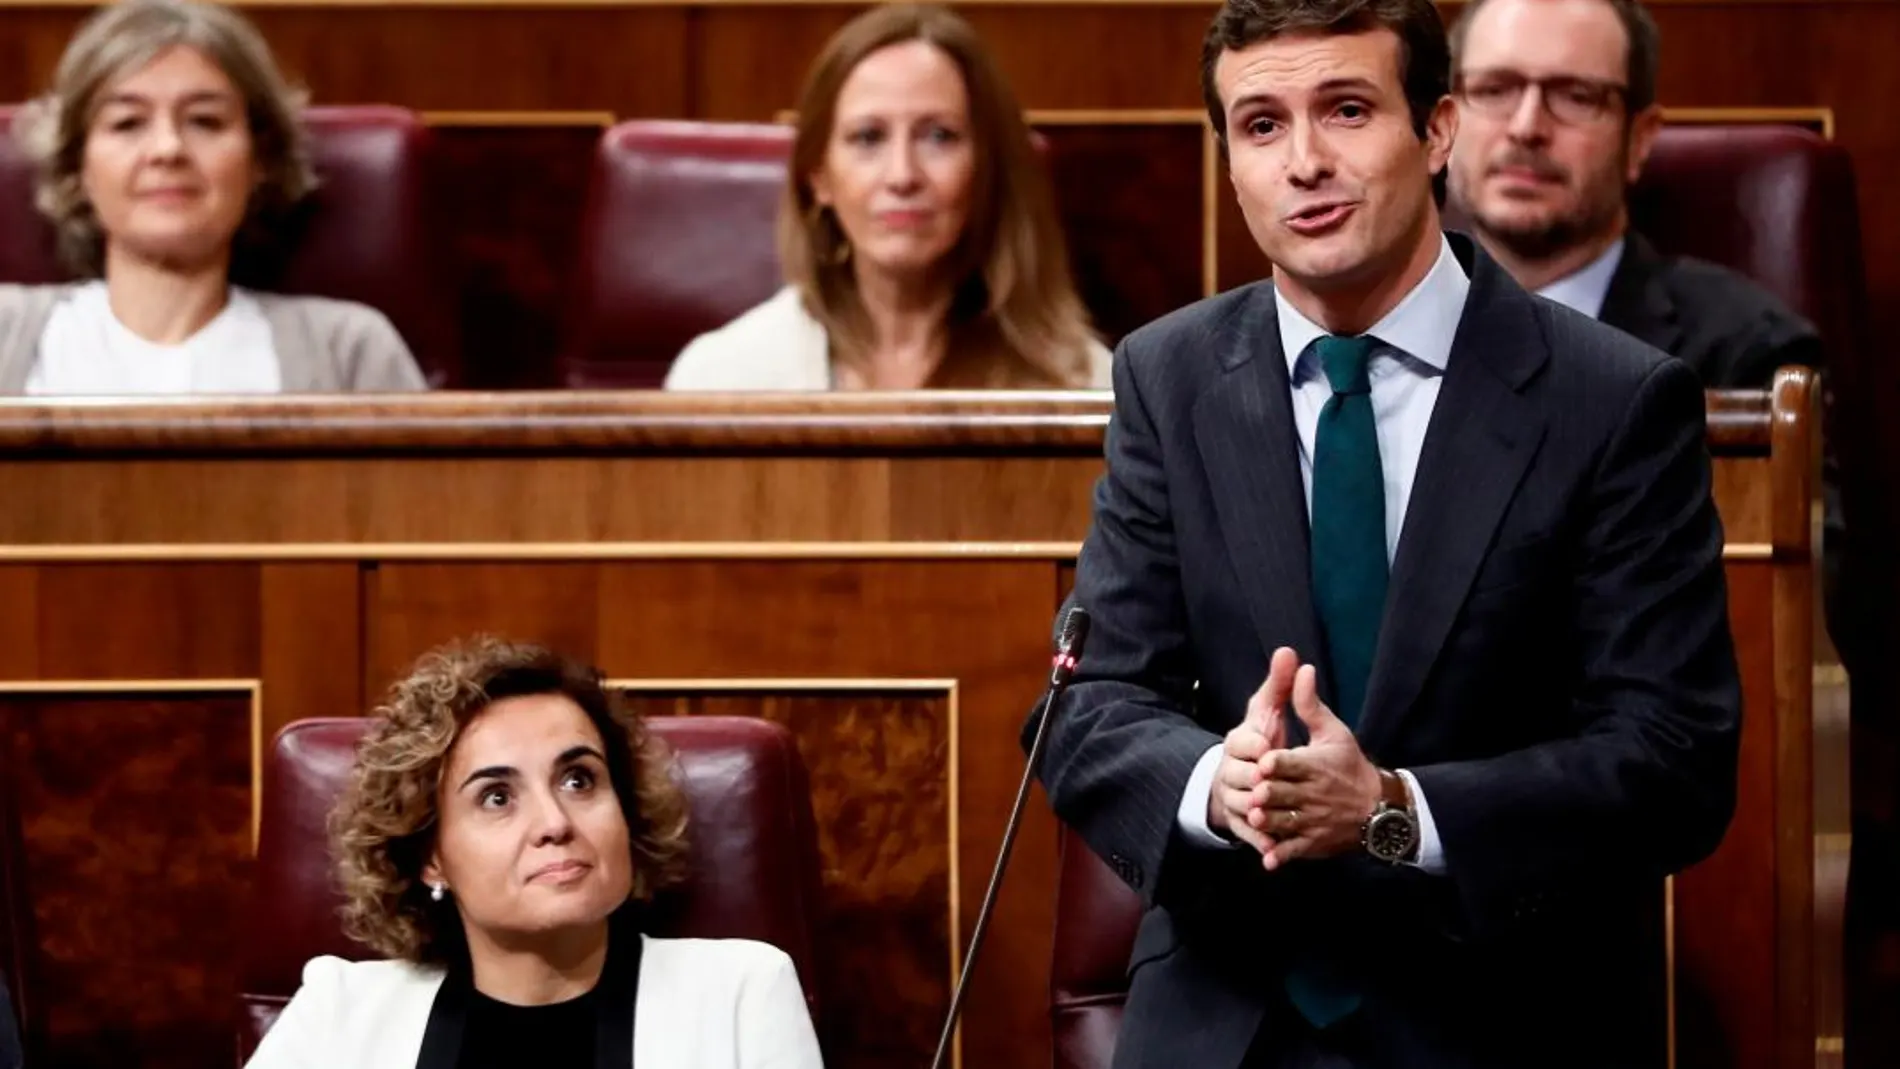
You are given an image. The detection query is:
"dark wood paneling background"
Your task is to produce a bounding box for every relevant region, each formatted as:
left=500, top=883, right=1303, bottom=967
left=0, top=690, right=253, bottom=1068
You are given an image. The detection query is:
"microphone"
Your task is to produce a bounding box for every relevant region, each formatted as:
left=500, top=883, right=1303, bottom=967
left=928, top=606, right=1091, bottom=1069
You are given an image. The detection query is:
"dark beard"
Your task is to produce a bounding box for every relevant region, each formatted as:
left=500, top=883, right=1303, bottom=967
left=1469, top=155, right=1630, bottom=265
left=1474, top=207, right=1601, bottom=261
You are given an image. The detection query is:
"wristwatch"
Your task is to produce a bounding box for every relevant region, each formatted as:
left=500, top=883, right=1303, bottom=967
left=1362, top=768, right=1420, bottom=864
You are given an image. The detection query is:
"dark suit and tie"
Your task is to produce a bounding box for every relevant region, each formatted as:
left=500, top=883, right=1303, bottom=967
left=1032, top=232, right=1742, bottom=1068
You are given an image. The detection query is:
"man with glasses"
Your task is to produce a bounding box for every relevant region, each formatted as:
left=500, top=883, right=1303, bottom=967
left=1446, top=0, right=1822, bottom=387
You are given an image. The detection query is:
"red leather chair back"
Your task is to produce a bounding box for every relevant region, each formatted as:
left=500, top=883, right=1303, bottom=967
left=237, top=715, right=823, bottom=1058
left=1630, top=123, right=1869, bottom=356
left=1049, top=826, right=1143, bottom=1069
left=561, top=120, right=792, bottom=389
left=0, top=104, right=458, bottom=386
left=0, top=107, right=63, bottom=287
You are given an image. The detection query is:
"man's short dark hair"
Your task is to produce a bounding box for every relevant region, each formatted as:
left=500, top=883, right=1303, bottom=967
left=1448, top=0, right=1660, bottom=114
left=1200, top=0, right=1453, bottom=143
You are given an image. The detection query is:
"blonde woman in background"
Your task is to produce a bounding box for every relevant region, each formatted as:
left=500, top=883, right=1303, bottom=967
left=0, top=0, right=423, bottom=394
left=667, top=3, right=1109, bottom=391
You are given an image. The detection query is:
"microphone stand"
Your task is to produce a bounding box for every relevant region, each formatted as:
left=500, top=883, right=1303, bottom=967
left=927, top=608, right=1090, bottom=1069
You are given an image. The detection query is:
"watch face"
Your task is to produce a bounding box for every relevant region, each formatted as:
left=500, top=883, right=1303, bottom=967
left=1366, top=809, right=1419, bottom=862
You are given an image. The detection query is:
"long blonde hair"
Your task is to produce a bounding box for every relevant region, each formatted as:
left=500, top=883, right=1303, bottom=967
left=779, top=4, right=1099, bottom=388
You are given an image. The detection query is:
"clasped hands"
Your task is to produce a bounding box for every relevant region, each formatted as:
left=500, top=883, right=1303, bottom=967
left=1206, top=647, right=1383, bottom=870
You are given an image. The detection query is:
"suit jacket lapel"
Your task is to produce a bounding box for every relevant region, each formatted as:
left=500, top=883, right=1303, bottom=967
left=1357, top=240, right=1549, bottom=753
left=413, top=964, right=471, bottom=1069
left=1598, top=233, right=1684, bottom=355
left=1190, top=286, right=1327, bottom=714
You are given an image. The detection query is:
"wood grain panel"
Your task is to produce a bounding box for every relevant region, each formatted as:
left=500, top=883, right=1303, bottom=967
left=260, top=564, right=365, bottom=741
left=269, top=9, right=691, bottom=116
left=626, top=689, right=952, bottom=1069
left=0, top=458, right=1100, bottom=545
left=0, top=568, right=36, bottom=679
left=0, top=692, right=252, bottom=1069
left=28, top=565, right=260, bottom=679
left=1711, top=457, right=1773, bottom=546
left=364, top=562, right=603, bottom=692
left=1674, top=563, right=1779, bottom=1069
left=691, top=6, right=1206, bottom=119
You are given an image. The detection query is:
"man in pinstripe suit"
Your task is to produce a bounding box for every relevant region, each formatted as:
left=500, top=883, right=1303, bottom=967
left=1030, top=0, right=1741, bottom=1064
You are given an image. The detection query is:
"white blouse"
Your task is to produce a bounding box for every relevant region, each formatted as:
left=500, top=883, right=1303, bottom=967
left=26, top=281, right=281, bottom=395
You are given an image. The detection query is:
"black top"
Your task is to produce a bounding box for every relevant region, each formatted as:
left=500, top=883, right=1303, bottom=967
left=415, top=926, right=641, bottom=1069
left=457, top=988, right=598, bottom=1069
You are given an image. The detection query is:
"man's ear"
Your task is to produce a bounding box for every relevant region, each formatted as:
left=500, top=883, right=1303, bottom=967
left=1624, top=104, right=1665, bottom=184
left=1425, top=94, right=1459, bottom=177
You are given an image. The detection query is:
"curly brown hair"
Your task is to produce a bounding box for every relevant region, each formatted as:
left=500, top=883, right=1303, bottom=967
left=330, top=638, right=691, bottom=965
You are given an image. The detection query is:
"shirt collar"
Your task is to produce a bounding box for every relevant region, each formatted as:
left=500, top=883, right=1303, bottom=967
left=1276, top=233, right=1470, bottom=380
left=1535, top=237, right=1626, bottom=319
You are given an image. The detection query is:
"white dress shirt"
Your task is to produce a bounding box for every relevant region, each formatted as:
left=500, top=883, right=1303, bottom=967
left=26, top=281, right=281, bottom=396
left=1534, top=238, right=1625, bottom=319
left=1175, top=235, right=1472, bottom=874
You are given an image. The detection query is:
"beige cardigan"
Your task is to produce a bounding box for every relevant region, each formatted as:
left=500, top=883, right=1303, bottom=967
left=665, top=286, right=1113, bottom=391
left=0, top=283, right=427, bottom=394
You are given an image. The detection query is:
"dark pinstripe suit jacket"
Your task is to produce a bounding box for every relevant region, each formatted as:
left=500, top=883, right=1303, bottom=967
left=1034, top=234, right=1742, bottom=1069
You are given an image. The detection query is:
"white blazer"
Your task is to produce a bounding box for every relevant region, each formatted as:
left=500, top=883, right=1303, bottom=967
left=664, top=286, right=1113, bottom=391
left=244, top=936, right=824, bottom=1069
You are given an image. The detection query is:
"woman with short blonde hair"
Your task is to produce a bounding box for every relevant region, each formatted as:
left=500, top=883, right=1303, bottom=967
left=0, top=0, right=424, bottom=395
left=667, top=3, right=1109, bottom=391
left=246, top=638, right=822, bottom=1069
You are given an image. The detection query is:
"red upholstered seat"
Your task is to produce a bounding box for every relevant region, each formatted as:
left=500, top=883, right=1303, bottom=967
left=1630, top=122, right=1868, bottom=355
left=561, top=120, right=792, bottom=389
left=0, top=104, right=459, bottom=386
left=236, top=715, right=823, bottom=1061
left=1048, top=825, right=1142, bottom=1069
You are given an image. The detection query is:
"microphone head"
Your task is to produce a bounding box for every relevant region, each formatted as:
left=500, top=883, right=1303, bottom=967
left=1056, top=606, right=1091, bottom=657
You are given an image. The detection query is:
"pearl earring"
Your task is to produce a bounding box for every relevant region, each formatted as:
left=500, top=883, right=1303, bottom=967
left=430, top=883, right=446, bottom=902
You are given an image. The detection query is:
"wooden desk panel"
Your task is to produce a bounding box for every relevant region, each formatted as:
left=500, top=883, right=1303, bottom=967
left=0, top=385, right=1835, bottom=1069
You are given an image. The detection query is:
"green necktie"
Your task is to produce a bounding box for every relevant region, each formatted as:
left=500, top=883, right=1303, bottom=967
left=1286, top=333, right=1387, bottom=1031
left=1308, top=333, right=1388, bottom=729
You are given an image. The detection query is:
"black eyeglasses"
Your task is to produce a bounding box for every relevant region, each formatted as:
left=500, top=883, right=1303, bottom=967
left=1454, top=70, right=1629, bottom=125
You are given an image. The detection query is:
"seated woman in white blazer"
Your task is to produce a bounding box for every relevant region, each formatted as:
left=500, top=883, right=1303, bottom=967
left=245, top=639, right=824, bottom=1069
left=666, top=4, right=1109, bottom=392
